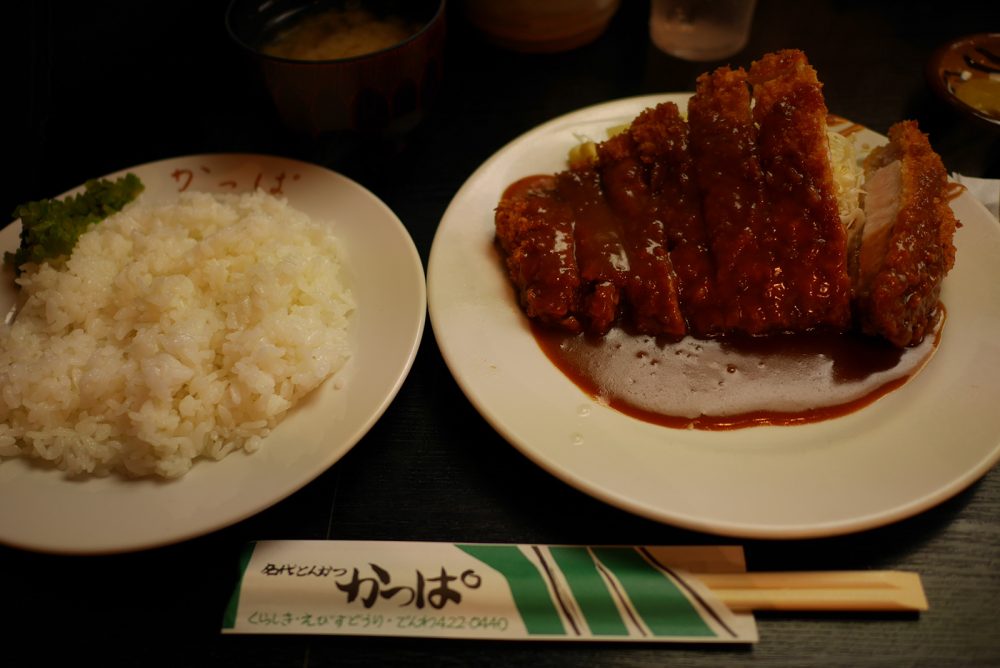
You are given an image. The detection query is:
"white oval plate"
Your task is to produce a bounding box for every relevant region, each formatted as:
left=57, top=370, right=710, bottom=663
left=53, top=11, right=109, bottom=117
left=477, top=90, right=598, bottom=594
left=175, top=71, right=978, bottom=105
left=427, top=94, right=1000, bottom=539
left=0, top=154, right=426, bottom=554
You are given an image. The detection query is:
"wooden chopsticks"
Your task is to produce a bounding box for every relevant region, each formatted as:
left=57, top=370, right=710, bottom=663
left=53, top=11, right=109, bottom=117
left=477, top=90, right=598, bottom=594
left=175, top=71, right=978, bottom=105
left=695, top=571, right=928, bottom=612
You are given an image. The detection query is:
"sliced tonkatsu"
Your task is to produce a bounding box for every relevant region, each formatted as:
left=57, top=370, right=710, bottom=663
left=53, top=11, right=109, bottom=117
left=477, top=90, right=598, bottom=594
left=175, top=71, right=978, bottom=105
left=494, top=50, right=959, bottom=348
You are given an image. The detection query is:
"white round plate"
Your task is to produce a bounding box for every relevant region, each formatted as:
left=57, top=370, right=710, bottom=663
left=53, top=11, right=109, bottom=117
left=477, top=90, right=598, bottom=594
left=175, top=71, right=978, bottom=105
left=427, top=94, right=1000, bottom=539
left=0, top=154, right=426, bottom=554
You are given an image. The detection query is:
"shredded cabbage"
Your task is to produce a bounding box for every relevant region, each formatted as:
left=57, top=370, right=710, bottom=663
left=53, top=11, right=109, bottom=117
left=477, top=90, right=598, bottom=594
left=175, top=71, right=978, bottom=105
left=827, top=130, right=865, bottom=231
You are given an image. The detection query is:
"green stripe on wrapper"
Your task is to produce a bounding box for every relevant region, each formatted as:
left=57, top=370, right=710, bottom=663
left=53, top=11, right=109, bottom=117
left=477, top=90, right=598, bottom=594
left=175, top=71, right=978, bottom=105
left=457, top=544, right=566, bottom=635
left=592, top=547, right=715, bottom=637
left=549, top=547, right=630, bottom=636
left=222, top=542, right=258, bottom=629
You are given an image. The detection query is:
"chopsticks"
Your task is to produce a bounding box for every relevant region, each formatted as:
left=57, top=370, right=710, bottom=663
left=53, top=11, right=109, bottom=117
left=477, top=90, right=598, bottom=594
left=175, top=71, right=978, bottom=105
left=695, top=571, right=928, bottom=612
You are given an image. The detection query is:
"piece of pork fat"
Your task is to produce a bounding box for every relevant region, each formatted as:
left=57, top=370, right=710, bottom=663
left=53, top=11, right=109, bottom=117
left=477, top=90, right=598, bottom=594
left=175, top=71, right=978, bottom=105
left=748, top=49, right=853, bottom=331
left=494, top=176, right=583, bottom=333
left=687, top=65, right=781, bottom=334
left=853, top=121, right=959, bottom=347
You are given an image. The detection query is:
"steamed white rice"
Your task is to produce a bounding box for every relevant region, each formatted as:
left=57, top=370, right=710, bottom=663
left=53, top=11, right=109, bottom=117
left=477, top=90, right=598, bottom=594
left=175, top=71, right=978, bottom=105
left=0, top=190, right=354, bottom=478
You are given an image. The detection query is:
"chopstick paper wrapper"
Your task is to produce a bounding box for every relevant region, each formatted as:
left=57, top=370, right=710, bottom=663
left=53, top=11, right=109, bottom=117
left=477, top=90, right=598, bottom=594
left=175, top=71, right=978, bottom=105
left=222, top=542, right=926, bottom=642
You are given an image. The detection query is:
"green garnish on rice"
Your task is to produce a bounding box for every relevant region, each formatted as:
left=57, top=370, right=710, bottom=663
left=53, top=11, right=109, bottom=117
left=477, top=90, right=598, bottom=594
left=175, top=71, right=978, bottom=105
left=5, top=173, right=144, bottom=272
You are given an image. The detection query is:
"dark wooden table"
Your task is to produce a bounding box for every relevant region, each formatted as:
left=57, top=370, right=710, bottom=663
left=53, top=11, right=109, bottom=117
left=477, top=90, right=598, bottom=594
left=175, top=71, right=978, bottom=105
left=4, top=1, right=999, bottom=666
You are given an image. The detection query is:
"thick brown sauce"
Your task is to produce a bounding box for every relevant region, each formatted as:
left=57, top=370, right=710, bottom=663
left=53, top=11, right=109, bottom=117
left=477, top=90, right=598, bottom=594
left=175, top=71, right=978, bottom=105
left=531, top=315, right=942, bottom=430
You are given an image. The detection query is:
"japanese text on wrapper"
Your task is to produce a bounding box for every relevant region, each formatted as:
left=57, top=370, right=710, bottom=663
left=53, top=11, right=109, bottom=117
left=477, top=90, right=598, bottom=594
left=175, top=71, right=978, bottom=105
left=260, top=561, right=483, bottom=610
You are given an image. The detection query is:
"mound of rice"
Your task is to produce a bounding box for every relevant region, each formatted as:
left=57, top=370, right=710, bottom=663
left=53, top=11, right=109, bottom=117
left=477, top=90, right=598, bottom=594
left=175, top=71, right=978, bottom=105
left=0, top=190, right=354, bottom=478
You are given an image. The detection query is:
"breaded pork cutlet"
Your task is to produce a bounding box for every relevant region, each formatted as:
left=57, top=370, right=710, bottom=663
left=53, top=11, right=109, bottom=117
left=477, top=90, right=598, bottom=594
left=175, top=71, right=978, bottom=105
left=495, top=177, right=583, bottom=332
left=610, top=102, right=720, bottom=336
left=593, top=106, right=687, bottom=337
left=494, top=51, right=958, bottom=348
left=687, top=65, right=780, bottom=335
left=554, top=167, right=631, bottom=335
left=853, top=121, right=959, bottom=347
left=748, top=49, right=853, bottom=331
